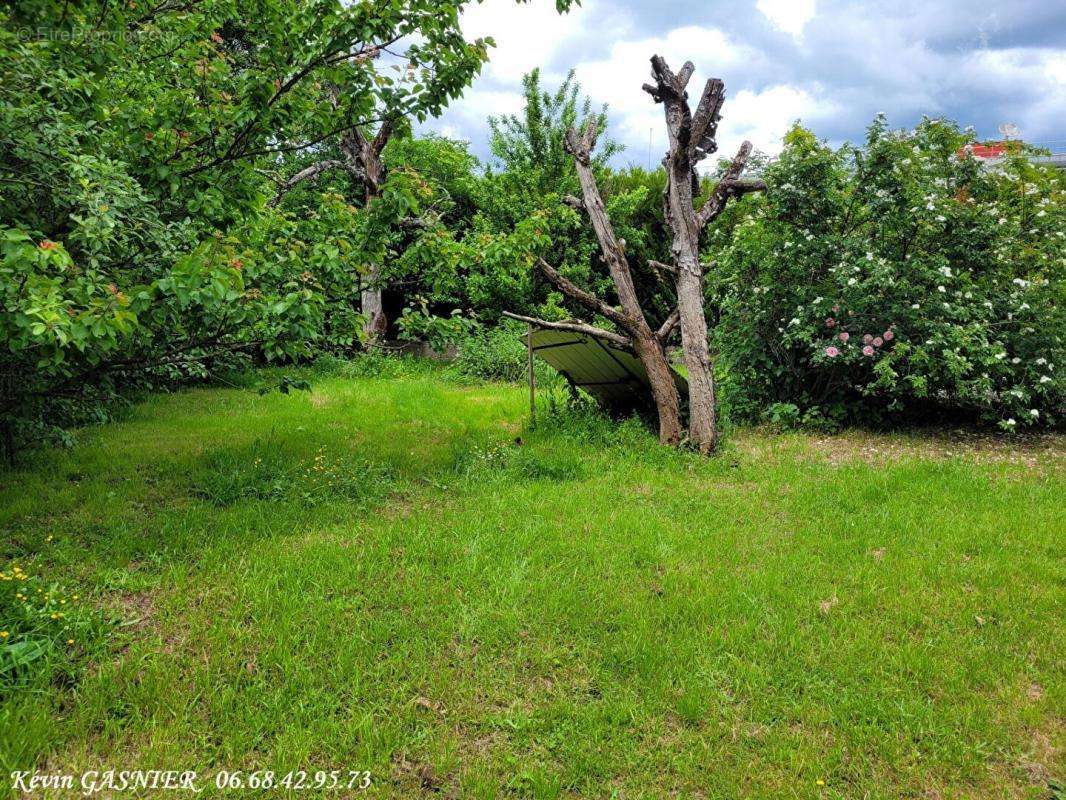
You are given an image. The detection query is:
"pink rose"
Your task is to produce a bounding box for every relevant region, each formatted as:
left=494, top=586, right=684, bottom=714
left=839, top=332, right=850, bottom=342
left=883, top=330, right=894, bottom=341
left=825, top=346, right=840, bottom=357
left=825, top=318, right=836, bottom=327
left=873, top=336, right=883, bottom=347
left=863, top=333, right=873, bottom=344
left=862, top=345, right=875, bottom=356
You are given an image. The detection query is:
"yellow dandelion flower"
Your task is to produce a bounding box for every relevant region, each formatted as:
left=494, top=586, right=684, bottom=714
left=0, top=632, right=8, bottom=638
left=67, top=639, right=74, bottom=645
left=50, top=613, right=59, bottom=619
left=816, top=779, right=825, bottom=786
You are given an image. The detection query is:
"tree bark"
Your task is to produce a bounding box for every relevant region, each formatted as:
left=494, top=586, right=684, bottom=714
left=562, top=121, right=682, bottom=446
left=361, top=265, right=387, bottom=343
left=645, top=56, right=719, bottom=452
left=644, top=56, right=766, bottom=453
left=632, top=330, right=683, bottom=446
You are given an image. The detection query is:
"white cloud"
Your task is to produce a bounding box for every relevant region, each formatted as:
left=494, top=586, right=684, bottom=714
left=756, top=0, right=817, bottom=38
left=573, top=26, right=764, bottom=167
left=719, top=84, right=837, bottom=156
left=461, top=0, right=601, bottom=85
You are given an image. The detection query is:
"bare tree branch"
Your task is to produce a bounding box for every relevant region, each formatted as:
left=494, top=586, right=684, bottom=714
left=562, top=123, right=646, bottom=326
left=689, top=78, right=725, bottom=163
left=562, top=194, right=585, bottom=212
left=696, top=141, right=767, bottom=228
left=267, top=159, right=363, bottom=206
left=501, top=312, right=632, bottom=349
left=656, top=308, right=680, bottom=342
left=536, top=258, right=633, bottom=331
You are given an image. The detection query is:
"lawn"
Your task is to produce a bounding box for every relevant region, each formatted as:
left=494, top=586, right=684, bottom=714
left=1, top=365, right=1063, bottom=798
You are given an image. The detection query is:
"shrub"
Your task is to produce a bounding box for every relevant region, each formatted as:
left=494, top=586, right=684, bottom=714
left=451, top=438, right=584, bottom=482
left=711, top=118, right=1065, bottom=430
left=451, top=320, right=558, bottom=384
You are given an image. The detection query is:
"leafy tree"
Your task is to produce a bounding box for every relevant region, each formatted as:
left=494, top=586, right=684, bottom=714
left=479, top=69, right=619, bottom=318
left=0, top=0, right=572, bottom=456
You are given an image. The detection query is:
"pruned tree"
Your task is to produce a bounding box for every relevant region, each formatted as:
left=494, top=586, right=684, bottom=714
left=505, top=55, right=764, bottom=452
left=505, top=120, right=684, bottom=446
left=643, top=55, right=766, bottom=452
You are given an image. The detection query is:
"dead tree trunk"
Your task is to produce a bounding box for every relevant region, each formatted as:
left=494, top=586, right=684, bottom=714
left=504, top=122, right=682, bottom=446
left=270, top=118, right=395, bottom=345
left=643, top=56, right=766, bottom=453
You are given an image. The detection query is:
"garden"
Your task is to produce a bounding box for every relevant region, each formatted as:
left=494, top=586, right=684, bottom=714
left=1, top=0, right=1063, bottom=797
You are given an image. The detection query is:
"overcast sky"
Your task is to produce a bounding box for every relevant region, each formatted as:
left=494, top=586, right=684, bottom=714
left=419, top=0, right=1066, bottom=170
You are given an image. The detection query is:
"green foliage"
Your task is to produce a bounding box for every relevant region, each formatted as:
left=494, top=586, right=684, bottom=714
left=712, top=117, right=1065, bottom=430
left=476, top=69, right=622, bottom=320
left=0, top=0, right=575, bottom=454
left=396, top=307, right=477, bottom=352
left=451, top=320, right=532, bottom=382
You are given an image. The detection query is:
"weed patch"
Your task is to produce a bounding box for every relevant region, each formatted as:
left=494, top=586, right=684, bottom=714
left=191, top=439, right=397, bottom=508
left=0, top=562, right=113, bottom=695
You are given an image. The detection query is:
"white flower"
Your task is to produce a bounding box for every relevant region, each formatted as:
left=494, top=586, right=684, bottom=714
left=848, top=277, right=857, bottom=285
left=1011, top=357, right=1021, bottom=364
left=995, top=352, right=1007, bottom=360
left=911, top=303, right=920, bottom=309
left=1030, top=409, right=1040, bottom=418
left=926, top=202, right=936, bottom=211
left=937, top=285, right=946, bottom=292
left=1040, top=375, right=1051, bottom=383
left=939, top=266, right=952, bottom=277
left=1036, top=358, right=1047, bottom=365
left=789, top=317, right=800, bottom=326
left=936, top=215, right=946, bottom=222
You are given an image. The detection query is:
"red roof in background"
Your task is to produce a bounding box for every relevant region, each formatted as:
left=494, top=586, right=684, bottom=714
left=957, top=141, right=1021, bottom=160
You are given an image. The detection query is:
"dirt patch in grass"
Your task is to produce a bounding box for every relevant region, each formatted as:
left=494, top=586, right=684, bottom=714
left=105, top=590, right=156, bottom=631
left=749, top=429, right=1066, bottom=469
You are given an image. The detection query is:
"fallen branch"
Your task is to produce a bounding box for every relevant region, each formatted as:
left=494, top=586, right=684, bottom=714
left=501, top=312, right=632, bottom=349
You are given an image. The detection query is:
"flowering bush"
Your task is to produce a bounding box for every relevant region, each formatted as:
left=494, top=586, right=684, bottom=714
left=711, top=118, right=1064, bottom=430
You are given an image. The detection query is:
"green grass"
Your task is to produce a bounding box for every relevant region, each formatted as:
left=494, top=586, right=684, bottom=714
left=1, top=366, right=1063, bottom=798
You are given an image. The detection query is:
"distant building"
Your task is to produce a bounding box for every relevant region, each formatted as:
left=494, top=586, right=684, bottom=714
left=957, top=140, right=1065, bottom=170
